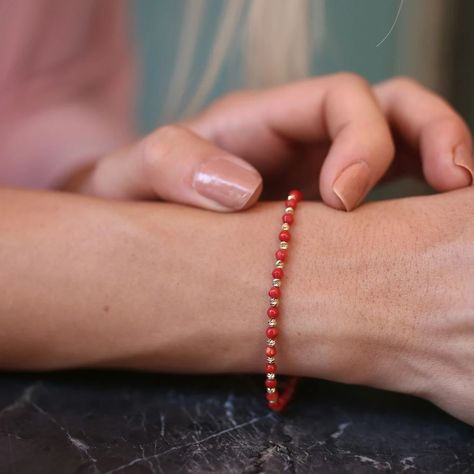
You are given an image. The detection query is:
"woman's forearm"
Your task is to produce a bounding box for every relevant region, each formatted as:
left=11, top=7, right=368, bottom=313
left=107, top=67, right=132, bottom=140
left=0, top=188, right=357, bottom=377
left=0, top=188, right=262, bottom=371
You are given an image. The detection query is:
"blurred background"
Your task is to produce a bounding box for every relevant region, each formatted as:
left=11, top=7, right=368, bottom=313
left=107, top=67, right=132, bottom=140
left=130, top=0, right=471, bottom=197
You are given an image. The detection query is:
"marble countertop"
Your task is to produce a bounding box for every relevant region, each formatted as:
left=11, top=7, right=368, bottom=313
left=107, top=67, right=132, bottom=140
left=0, top=371, right=473, bottom=473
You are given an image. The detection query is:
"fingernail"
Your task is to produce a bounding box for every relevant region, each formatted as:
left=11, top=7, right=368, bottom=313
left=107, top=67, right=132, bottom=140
left=453, top=144, right=474, bottom=186
left=192, top=156, right=262, bottom=210
left=332, top=161, right=371, bottom=211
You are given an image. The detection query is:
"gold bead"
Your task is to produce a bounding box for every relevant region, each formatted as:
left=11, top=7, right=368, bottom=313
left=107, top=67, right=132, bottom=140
left=266, top=357, right=275, bottom=364
left=285, top=207, right=295, bottom=215
left=275, top=260, right=284, bottom=269
left=272, top=278, right=281, bottom=287
left=279, top=241, right=289, bottom=250
left=267, top=339, right=276, bottom=347
left=281, top=223, right=290, bottom=231
left=267, top=387, right=276, bottom=393
left=268, top=319, right=277, bottom=327
left=266, top=372, right=275, bottom=379
left=270, top=298, right=279, bottom=307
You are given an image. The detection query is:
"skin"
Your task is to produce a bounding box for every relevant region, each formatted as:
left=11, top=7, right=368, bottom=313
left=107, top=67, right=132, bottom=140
left=68, top=75, right=473, bottom=209
left=2, top=74, right=473, bottom=427
left=0, top=186, right=473, bottom=425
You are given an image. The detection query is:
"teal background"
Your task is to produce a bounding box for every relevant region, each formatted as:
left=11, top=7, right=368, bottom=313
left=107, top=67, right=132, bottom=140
left=131, top=0, right=404, bottom=132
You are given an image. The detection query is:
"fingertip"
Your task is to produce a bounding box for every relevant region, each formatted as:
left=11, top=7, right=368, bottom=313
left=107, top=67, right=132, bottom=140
left=322, top=186, right=349, bottom=211
left=424, top=144, right=474, bottom=192
left=322, top=160, right=372, bottom=212
left=141, top=124, right=264, bottom=212
left=453, top=144, right=474, bottom=186
left=238, top=176, right=263, bottom=210
left=199, top=175, right=262, bottom=212
left=319, top=171, right=345, bottom=211
left=420, top=118, right=474, bottom=191
left=192, top=156, right=263, bottom=211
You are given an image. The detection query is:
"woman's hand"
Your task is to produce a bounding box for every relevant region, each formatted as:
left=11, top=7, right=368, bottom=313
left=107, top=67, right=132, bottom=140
left=64, top=74, right=473, bottom=212
left=283, top=186, right=474, bottom=425
left=367, top=187, right=474, bottom=425
left=187, top=75, right=474, bottom=209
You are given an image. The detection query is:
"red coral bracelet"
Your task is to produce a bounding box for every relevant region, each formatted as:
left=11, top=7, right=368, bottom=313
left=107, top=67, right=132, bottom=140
left=265, top=189, right=303, bottom=412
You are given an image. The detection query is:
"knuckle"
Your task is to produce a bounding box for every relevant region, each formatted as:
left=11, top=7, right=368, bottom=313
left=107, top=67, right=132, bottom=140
left=383, top=75, right=421, bottom=92
left=151, top=124, right=187, bottom=142
left=207, top=90, right=256, bottom=111
left=331, top=72, right=371, bottom=91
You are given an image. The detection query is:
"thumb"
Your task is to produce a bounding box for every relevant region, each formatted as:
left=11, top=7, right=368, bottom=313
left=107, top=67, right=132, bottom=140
left=77, top=125, right=263, bottom=211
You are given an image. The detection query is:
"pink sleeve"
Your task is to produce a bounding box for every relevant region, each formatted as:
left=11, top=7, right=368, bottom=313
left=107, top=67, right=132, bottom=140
left=0, top=0, right=136, bottom=188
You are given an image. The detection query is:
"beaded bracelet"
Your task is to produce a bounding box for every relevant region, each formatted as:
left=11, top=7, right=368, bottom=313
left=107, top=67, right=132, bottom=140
left=265, top=189, right=303, bottom=412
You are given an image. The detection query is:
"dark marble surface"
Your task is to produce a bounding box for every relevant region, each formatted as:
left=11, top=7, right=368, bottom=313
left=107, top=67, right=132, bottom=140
left=0, top=371, right=473, bottom=474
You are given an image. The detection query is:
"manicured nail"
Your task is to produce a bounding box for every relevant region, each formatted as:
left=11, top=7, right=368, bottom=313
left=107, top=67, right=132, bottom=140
left=332, top=161, right=371, bottom=211
left=193, top=156, right=262, bottom=210
left=453, top=144, right=474, bottom=186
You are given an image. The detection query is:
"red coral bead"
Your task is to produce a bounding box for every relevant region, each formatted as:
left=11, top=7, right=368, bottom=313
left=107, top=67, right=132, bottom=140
left=265, top=379, right=277, bottom=389
left=282, top=213, right=294, bottom=224
left=268, top=287, right=281, bottom=299
left=267, top=307, right=279, bottom=318
left=279, top=231, right=291, bottom=242
left=288, top=189, right=303, bottom=202
left=270, top=400, right=283, bottom=412
left=266, top=391, right=279, bottom=402
left=285, top=199, right=297, bottom=208
left=266, top=363, right=277, bottom=373
left=266, top=327, right=278, bottom=339
left=272, top=268, right=284, bottom=279
left=266, top=346, right=277, bottom=357
left=275, top=249, right=287, bottom=261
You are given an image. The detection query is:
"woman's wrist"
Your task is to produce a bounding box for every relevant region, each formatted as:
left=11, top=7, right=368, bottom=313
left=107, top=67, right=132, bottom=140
left=273, top=201, right=376, bottom=384
left=115, top=197, right=413, bottom=386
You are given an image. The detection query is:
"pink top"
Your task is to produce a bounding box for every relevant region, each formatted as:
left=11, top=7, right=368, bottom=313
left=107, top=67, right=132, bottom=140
left=0, top=0, right=134, bottom=188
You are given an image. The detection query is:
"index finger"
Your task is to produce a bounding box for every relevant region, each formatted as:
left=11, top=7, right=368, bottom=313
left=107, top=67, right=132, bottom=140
left=262, top=73, right=395, bottom=210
